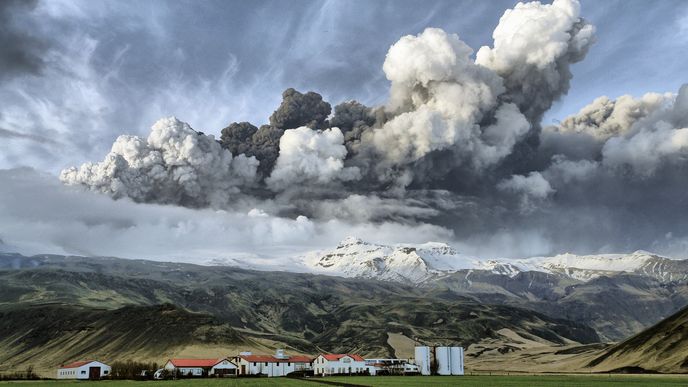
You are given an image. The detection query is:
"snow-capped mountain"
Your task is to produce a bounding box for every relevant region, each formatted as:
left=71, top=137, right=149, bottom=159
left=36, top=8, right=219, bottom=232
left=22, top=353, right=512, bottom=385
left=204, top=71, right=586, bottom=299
left=301, top=237, right=688, bottom=285
left=301, top=236, right=473, bottom=283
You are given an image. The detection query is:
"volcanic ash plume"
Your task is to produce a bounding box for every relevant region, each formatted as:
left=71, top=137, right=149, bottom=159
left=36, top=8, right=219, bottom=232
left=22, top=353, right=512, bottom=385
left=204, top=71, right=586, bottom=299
left=59, top=0, right=688, bottom=256
left=63, top=0, right=597, bottom=204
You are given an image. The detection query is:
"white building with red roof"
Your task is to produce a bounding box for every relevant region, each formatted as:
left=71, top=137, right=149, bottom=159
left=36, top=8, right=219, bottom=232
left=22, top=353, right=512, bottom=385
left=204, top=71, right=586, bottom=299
left=57, top=360, right=111, bottom=380
left=235, top=349, right=313, bottom=377
left=313, top=354, right=366, bottom=376
left=163, top=358, right=236, bottom=377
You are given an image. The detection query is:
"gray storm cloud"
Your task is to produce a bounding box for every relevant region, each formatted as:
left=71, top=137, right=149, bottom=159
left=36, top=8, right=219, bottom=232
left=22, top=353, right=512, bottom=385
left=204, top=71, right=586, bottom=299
left=57, top=0, right=688, bottom=257
left=0, top=0, right=46, bottom=80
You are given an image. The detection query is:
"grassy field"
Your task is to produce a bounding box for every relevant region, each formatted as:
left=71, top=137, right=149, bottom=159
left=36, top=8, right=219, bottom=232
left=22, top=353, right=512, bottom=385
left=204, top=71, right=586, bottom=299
left=327, top=375, right=688, bottom=386
left=2, top=375, right=688, bottom=387
left=0, top=380, right=304, bottom=387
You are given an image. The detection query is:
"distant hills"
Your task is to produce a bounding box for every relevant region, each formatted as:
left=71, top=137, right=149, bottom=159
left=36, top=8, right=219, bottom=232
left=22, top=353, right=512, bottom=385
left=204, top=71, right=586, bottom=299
left=0, top=252, right=597, bottom=376
left=586, top=305, right=688, bottom=373
left=468, top=304, right=688, bottom=374
left=301, top=237, right=688, bottom=285
left=0, top=304, right=244, bottom=372
left=2, top=248, right=688, bottom=376
left=216, top=237, right=688, bottom=342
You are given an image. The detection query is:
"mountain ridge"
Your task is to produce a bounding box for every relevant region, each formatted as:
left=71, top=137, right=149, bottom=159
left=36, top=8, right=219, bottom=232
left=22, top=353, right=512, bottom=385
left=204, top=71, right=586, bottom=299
left=3, top=245, right=688, bottom=343
left=0, top=252, right=602, bottom=375
left=295, top=237, right=687, bottom=285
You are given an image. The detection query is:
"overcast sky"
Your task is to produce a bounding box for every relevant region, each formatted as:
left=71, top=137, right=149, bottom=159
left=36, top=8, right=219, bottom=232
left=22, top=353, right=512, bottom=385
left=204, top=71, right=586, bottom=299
left=2, top=0, right=688, bottom=262
left=1, top=0, right=687, bottom=173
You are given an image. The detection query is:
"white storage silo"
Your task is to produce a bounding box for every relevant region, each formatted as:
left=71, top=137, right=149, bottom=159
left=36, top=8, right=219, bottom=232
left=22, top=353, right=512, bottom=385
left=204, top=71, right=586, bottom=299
left=435, top=346, right=451, bottom=375
left=414, top=346, right=431, bottom=376
left=450, top=346, right=464, bottom=375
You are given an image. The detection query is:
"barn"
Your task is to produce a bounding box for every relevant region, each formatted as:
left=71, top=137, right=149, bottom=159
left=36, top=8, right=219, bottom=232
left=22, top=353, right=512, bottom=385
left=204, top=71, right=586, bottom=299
left=57, top=360, right=111, bottom=380
left=164, top=358, right=236, bottom=377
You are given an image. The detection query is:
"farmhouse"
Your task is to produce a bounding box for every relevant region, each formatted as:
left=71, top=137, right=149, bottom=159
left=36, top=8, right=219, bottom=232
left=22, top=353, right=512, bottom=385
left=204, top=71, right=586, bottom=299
left=235, top=349, right=312, bottom=377
left=164, top=358, right=236, bottom=377
left=57, top=360, right=111, bottom=380
left=313, top=354, right=366, bottom=375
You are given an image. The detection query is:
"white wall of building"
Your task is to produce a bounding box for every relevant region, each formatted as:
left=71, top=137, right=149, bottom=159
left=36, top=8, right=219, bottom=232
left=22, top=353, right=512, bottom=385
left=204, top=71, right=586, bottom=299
left=164, top=362, right=205, bottom=377
left=313, top=355, right=366, bottom=375
left=414, top=347, right=431, bottom=376
left=210, top=359, right=237, bottom=376
left=57, top=361, right=111, bottom=380
left=236, top=357, right=310, bottom=377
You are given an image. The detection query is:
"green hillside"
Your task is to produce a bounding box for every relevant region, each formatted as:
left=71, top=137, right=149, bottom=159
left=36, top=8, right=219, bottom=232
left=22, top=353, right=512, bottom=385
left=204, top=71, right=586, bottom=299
left=0, top=254, right=599, bottom=375
left=587, top=305, right=688, bottom=373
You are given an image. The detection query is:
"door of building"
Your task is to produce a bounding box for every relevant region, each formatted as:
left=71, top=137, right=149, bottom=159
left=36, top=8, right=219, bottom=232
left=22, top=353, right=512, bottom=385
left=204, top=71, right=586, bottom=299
left=88, top=367, right=101, bottom=380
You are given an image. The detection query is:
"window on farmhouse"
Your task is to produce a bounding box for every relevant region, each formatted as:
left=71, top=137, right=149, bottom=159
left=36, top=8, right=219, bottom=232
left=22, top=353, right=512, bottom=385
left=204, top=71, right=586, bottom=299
left=265, top=362, right=268, bottom=366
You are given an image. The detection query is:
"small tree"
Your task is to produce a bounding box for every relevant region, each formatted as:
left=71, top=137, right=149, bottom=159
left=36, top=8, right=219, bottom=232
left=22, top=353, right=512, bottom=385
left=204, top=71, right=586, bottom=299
left=25, top=366, right=37, bottom=380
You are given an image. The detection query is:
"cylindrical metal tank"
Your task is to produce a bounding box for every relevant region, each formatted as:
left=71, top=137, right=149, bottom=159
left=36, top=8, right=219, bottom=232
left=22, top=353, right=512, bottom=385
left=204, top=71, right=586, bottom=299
left=414, top=346, right=431, bottom=376
left=450, top=346, right=464, bottom=375
left=436, top=346, right=451, bottom=375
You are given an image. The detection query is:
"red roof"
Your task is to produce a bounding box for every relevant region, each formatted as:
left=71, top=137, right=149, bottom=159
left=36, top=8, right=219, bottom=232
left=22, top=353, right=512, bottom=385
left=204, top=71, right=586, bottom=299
left=61, top=361, right=96, bottom=369
left=321, top=354, right=365, bottom=362
left=289, top=356, right=314, bottom=363
left=169, top=358, right=224, bottom=368
left=239, top=355, right=312, bottom=363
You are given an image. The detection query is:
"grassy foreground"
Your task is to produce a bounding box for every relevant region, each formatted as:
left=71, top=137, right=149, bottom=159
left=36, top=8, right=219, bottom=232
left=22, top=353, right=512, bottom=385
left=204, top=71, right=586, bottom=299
left=2, top=375, right=688, bottom=387
left=327, top=375, right=688, bottom=386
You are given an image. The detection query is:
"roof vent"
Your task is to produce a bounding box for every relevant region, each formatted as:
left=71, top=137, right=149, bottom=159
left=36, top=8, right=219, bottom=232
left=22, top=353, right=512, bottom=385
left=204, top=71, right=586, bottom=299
left=275, top=349, right=288, bottom=359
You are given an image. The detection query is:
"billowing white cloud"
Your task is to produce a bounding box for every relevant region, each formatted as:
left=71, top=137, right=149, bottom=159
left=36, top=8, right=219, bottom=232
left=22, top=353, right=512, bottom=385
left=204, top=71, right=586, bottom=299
left=367, top=27, right=529, bottom=171
left=498, top=171, right=554, bottom=199
left=476, top=0, right=595, bottom=120
left=544, top=156, right=599, bottom=184
left=553, top=93, right=672, bottom=140
left=498, top=171, right=554, bottom=212
left=60, top=117, right=258, bottom=207
left=603, top=123, right=688, bottom=176
left=542, top=85, right=688, bottom=177
left=267, top=126, right=360, bottom=190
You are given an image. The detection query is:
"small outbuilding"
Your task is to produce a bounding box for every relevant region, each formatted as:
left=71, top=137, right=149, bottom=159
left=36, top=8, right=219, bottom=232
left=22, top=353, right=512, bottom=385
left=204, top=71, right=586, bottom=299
left=57, top=360, right=111, bottom=380
left=164, top=358, right=236, bottom=377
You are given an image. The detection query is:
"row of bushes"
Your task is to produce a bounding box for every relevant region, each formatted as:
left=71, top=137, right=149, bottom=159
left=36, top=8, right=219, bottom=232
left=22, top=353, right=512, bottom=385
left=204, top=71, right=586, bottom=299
left=110, top=360, right=161, bottom=380
left=0, top=366, right=40, bottom=380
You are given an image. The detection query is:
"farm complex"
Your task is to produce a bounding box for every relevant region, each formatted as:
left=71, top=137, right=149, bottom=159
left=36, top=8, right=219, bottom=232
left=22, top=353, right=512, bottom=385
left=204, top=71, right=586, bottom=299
left=56, top=346, right=463, bottom=380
